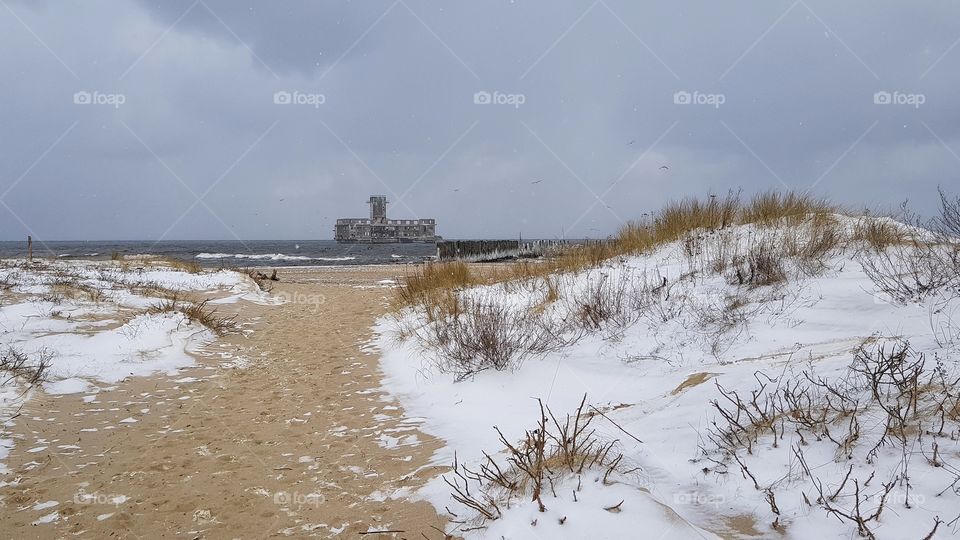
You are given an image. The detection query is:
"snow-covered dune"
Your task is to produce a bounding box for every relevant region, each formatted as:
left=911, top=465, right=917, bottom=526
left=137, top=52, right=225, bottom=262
left=377, top=216, right=960, bottom=539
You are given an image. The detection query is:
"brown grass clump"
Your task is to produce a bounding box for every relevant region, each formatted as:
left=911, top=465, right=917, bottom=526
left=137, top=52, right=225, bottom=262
left=617, top=190, right=837, bottom=257
left=444, top=396, right=625, bottom=525
left=397, top=261, right=474, bottom=301
left=852, top=218, right=908, bottom=251
left=653, top=191, right=741, bottom=241
left=729, top=244, right=787, bottom=287
left=151, top=257, right=202, bottom=273
left=617, top=191, right=742, bottom=253
left=150, top=295, right=238, bottom=335
left=741, top=191, right=836, bottom=226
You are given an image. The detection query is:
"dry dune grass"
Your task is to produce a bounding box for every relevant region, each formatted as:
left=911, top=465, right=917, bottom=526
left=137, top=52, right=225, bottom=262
left=395, top=261, right=477, bottom=308
left=852, top=218, right=910, bottom=251
left=739, top=191, right=836, bottom=226
left=393, top=190, right=960, bottom=320
left=396, top=191, right=845, bottom=310
left=158, top=257, right=203, bottom=273
left=617, top=190, right=838, bottom=254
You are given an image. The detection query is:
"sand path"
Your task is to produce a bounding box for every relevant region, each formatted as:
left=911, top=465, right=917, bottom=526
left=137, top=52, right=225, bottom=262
left=0, top=266, right=446, bottom=539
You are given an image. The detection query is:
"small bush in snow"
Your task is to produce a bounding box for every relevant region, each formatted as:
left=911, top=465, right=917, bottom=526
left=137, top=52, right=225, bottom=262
left=858, top=241, right=959, bottom=304
left=701, top=339, right=958, bottom=539
left=444, top=396, right=626, bottom=527
left=150, top=295, right=239, bottom=336
left=728, top=242, right=787, bottom=287
left=423, top=296, right=568, bottom=380
left=0, top=347, right=52, bottom=389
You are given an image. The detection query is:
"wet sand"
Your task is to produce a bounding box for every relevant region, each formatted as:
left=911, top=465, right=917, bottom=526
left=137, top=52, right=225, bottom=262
left=0, top=266, right=447, bottom=539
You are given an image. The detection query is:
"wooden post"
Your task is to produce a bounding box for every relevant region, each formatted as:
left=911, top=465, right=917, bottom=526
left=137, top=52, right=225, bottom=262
left=27, top=235, right=32, bottom=262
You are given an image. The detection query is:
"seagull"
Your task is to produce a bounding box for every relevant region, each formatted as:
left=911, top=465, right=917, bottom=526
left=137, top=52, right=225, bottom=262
left=531, top=179, right=543, bottom=184
left=628, top=140, right=635, bottom=145
left=659, top=165, right=670, bottom=171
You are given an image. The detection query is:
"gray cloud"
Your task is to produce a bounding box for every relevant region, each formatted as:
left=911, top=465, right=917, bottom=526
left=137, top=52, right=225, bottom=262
left=1, top=0, right=959, bottom=240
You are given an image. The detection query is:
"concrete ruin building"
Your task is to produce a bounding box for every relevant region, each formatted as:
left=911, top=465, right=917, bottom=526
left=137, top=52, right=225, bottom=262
left=334, top=196, right=439, bottom=243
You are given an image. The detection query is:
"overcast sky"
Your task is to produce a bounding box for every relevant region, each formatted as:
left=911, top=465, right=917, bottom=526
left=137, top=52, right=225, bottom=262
left=1, top=0, right=958, bottom=241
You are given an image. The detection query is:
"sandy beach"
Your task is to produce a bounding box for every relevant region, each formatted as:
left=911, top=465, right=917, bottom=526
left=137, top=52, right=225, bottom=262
left=0, top=265, right=446, bottom=539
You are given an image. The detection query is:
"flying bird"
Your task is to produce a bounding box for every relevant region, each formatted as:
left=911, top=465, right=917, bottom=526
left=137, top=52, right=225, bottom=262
left=531, top=179, right=543, bottom=184
left=659, top=165, right=670, bottom=171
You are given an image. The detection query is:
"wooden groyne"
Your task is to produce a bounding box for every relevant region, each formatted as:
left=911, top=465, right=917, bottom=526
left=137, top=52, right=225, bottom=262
left=437, top=239, right=572, bottom=262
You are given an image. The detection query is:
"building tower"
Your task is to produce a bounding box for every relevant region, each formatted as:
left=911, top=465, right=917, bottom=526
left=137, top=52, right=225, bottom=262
left=368, top=195, right=388, bottom=224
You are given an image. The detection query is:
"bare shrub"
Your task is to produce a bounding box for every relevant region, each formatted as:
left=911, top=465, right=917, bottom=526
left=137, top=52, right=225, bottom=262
left=687, top=290, right=753, bottom=359
left=567, top=271, right=644, bottom=333
left=0, top=347, right=52, bottom=389
left=786, top=214, right=843, bottom=275
left=858, top=241, right=959, bottom=303
left=794, top=447, right=902, bottom=540
left=0, top=271, right=19, bottom=291
left=423, top=295, right=568, bottom=380
left=728, top=242, right=787, bottom=287
left=859, top=192, right=960, bottom=303
left=444, top=396, right=624, bottom=528
left=640, top=272, right=681, bottom=324
left=936, top=187, right=960, bottom=239
left=702, top=340, right=960, bottom=521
